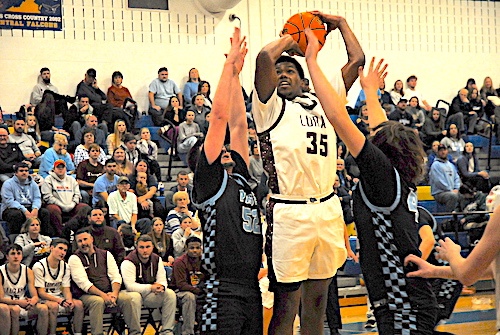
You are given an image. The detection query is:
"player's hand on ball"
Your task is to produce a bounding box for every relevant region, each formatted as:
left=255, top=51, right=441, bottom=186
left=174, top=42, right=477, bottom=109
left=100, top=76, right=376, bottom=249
left=358, top=57, right=388, bottom=93
left=310, top=11, right=344, bottom=34
left=304, top=28, right=321, bottom=60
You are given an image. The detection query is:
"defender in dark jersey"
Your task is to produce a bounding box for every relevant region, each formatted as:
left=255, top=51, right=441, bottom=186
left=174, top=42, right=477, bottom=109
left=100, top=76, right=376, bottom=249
left=305, top=30, right=437, bottom=335
left=189, top=28, right=263, bottom=335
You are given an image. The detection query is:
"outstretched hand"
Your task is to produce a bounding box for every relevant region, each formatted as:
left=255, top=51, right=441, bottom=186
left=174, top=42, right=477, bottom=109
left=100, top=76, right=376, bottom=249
left=358, top=57, right=388, bottom=92
left=225, top=27, right=248, bottom=75
left=435, top=237, right=461, bottom=263
left=304, top=28, right=321, bottom=61
left=404, top=254, right=438, bottom=278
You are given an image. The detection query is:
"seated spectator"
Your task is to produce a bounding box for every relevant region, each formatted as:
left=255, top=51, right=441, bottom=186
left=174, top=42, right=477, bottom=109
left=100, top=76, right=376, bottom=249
left=25, top=115, right=43, bottom=148
left=388, top=98, right=414, bottom=128
left=406, top=96, right=425, bottom=130
left=429, top=144, right=461, bottom=212
left=0, top=244, right=49, bottom=335
left=456, top=142, right=490, bottom=193
left=74, top=129, right=107, bottom=167
left=129, top=159, right=166, bottom=219
left=66, top=95, right=93, bottom=146
left=379, top=78, right=395, bottom=113
left=121, top=235, right=177, bottom=334
left=108, top=176, right=152, bottom=235
left=177, top=111, right=204, bottom=155
left=41, top=159, right=90, bottom=236
left=68, top=228, right=141, bottom=335
left=148, top=67, right=183, bottom=126
left=135, top=171, right=154, bottom=218
left=76, top=143, right=104, bottom=205
left=198, top=110, right=211, bottom=136
left=70, top=107, right=108, bottom=151
left=1, top=162, right=51, bottom=235
left=87, top=208, right=126, bottom=265
left=336, top=158, right=357, bottom=191
left=189, top=94, right=211, bottom=128
left=122, top=133, right=140, bottom=165
left=165, top=171, right=194, bottom=212
left=107, top=71, right=137, bottom=121
left=422, top=108, right=446, bottom=149
left=427, top=140, right=453, bottom=171
left=92, top=158, right=119, bottom=206
left=170, top=236, right=204, bottom=335
left=8, top=119, right=42, bottom=168
left=354, top=88, right=381, bottom=109
left=0, top=127, right=31, bottom=185
left=113, top=145, right=135, bottom=179
left=76, top=68, right=131, bottom=130
left=390, top=79, right=404, bottom=105
left=469, top=88, right=490, bottom=136
left=33, top=238, right=85, bottom=335
left=62, top=206, right=93, bottom=253
left=198, top=80, right=212, bottom=108
left=355, top=104, right=370, bottom=137
left=39, top=134, right=75, bottom=178
left=166, top=191, right=194, bottom=234
left=147, top=217, right=174, bottom=268
left=137, top=127, right=161, bottom=182
left=249, top=143, right=264, bottom=191
left=440, top=123, right=465, bottom=164
left=480, top=76, right=498, bottom=122
left=183, top=68, right=201, bottom=109
left=106, top=119, right=127, bottom=154
left=14, top=218, right=51, bottom=267
left=333, top=176, right=353, bottom=224
left=458, top=183, right=489, bottom=229
left=447, top=88, right=478, bottom=134
left=34, top=90, right=70, bottom=144
left=171, top=214, right=195, bottom=259
left=164, top=96, right=187, bottom=127
left=30, top=67, right=59, bottom=106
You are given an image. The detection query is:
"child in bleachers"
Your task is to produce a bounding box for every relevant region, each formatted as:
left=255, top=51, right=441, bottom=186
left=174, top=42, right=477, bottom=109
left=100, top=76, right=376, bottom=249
left=171, top=214, right=194, bottom=258
left=135, top=171, right=154, bottom=218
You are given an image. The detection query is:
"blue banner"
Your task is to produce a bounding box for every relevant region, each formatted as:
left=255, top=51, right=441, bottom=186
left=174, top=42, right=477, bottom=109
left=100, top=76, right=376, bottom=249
left=0, top=0, right=62, bottom=31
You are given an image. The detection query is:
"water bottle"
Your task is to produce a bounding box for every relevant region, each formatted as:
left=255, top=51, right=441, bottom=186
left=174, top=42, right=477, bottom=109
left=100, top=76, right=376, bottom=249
left=158, top=182, right=165, bottom=195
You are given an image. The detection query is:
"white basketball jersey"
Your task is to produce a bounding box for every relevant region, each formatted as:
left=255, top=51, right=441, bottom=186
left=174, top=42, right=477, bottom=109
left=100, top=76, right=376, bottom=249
left=253, top=83, right=345, bottom=197
left=0, top=264, right=28, bottom=300
left=33, top=258, right=69, bottom=298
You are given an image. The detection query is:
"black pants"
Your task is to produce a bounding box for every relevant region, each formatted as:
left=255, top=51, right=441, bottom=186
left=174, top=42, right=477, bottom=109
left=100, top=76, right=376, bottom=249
left=4, top=207, right=52, bottom=236
left=373, top=303, right=437, bottom=335
left=325, top=274, right=342, bottom=330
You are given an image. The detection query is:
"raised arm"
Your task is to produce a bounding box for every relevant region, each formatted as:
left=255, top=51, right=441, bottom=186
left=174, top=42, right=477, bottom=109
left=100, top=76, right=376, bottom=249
left=304, top=29, right=366, bottom=158
left=254, top=35, right=302, bottom=103
left=312, top=11, right=365, bottom=91
left=204, top=27, right=248, bottom=165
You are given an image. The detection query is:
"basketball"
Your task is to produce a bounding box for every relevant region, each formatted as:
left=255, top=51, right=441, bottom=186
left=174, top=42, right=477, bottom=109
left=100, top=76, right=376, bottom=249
left=282, top=12, right=327, bottom=54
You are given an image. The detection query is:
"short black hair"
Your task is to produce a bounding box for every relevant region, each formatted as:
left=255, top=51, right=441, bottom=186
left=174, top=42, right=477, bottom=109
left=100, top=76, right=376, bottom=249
left=15, top=161, right=30, bottom=172
left=105, top=158, right=117, bottom=166
left=78, top=94, right=89, bottom=100
left=276, top=55, right=305, bottom=79
left=7, top=244, right=23, bottom=254
left=406, top=75, right=417, bottom=82
left=75, top=227, right=92, bottom=238
left=137, top=235, right=153, bottom=244
left=158, top=67, right=168, bottom=73
left=51, top=238, right=70, bottom=248
left=40, top=67, right=50, bottom=74
left=186, top=236, right=202, bottom=246
left=112, top=71, right=123, bottom=79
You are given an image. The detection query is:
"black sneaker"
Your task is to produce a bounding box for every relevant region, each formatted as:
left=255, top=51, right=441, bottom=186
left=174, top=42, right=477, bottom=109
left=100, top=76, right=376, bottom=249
left=364, top=319, right=376, bottom=328
left=330, top=328, right=341, bottom=335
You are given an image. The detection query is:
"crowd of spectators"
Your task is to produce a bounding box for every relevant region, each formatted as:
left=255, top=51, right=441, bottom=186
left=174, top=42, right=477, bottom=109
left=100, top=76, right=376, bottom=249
left=0, top=64, right=498, bottom=334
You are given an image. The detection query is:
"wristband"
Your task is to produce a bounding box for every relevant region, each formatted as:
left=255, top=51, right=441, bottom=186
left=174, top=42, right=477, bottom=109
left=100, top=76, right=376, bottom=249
left=59, top=299, right=66, bottom=306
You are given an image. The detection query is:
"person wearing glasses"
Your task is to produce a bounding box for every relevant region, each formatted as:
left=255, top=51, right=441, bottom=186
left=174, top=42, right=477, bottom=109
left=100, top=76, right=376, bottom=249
left=38, top=133, right=75, bottom=178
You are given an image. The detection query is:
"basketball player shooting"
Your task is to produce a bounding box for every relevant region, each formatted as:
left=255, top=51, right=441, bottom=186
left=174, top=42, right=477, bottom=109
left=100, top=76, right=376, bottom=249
left=252, top=10, right=364, bottom=335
